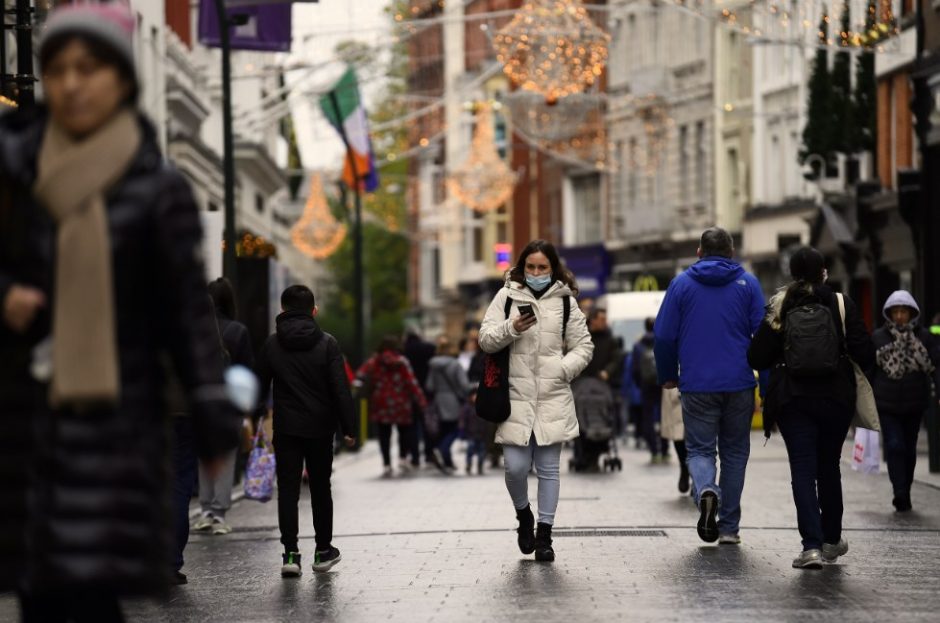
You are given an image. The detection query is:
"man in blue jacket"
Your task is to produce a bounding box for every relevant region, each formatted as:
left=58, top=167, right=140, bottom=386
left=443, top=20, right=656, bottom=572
left=653, top=228, right=765, bottom=545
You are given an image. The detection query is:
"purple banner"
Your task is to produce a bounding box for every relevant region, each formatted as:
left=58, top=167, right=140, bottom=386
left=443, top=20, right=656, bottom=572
left=198, top=0, right=292, bottom=53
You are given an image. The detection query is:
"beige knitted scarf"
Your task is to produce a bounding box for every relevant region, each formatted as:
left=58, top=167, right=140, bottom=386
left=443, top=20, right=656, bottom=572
left=33, top=109, right=141, bottom=408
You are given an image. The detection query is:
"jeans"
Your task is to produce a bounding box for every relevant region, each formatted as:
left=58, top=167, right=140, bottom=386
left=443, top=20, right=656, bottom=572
left=198, top=448, right=237, bottom=519
left=680, top=389, right=754, bottom=536
left=777, top=397, right=853, bottom=551
left=438, top=420, right=460, bottom=467
left=502, top=435, right=562, bottom=525
left=880, top=410, right=923, bottom=498
left=273, top=434, right=334, bottom=553
left=171, top=417, right=197, bottom=573
left=378, top=423, right=415, bottom=467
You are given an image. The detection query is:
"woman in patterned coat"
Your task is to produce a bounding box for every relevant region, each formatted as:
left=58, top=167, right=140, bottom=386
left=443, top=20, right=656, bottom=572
left=357, top=335, right=427, bottom=476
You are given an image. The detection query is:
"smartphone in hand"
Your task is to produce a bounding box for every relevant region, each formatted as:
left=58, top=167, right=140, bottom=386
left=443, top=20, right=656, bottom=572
left=518, top=304, right=536, bottom=320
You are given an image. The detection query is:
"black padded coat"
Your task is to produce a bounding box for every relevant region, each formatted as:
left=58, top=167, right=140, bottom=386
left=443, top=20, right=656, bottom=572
left=0, top=106, right=240, bottom=595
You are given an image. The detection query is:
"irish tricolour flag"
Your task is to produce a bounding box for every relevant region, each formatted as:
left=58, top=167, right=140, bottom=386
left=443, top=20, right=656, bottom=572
left=319, top=67, right=379, bottom=192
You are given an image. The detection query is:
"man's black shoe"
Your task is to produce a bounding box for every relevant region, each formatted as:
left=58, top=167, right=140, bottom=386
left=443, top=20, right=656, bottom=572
left=697, top=490, right=719, bottom=543
left=516, top=505, right=536, bottom=554
left=893, top=495, right=913, bottom=513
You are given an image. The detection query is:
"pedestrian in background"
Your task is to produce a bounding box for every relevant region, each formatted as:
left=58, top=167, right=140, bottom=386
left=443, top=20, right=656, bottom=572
left=0, top=3, right=240, bottom=618
left=660, top=387, right=690, bottom=494
left=404, top=327, right=436, bottom=467
left=427, top=337, right=474, bottom=472
left=654, top=227, right=765, bottom=545
left=633, top=318, right=669, bottom=463
left=358, top=335, right=428, bottom=477
left=621, top=348, right=646, bottom=449
left=871, top=290, right=939, bottom=513
left=748, top=247, right=874, bottom=568
left=573, top=307, right=622, bottom=471
left=191, top=277, right=256, bottom=536
left=255, top=285, right=356, bottom=577
left=479, top=239, right=593, bottom=562
left=459, top=389, right=490, bottom=474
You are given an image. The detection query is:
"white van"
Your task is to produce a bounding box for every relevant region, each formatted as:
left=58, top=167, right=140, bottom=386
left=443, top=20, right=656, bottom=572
left=597, top=291, right=666, bottom=347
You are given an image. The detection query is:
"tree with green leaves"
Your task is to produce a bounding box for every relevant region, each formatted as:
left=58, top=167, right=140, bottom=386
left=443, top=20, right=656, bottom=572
left=801, top=14, right=834, bottom=171
left=831, top=4, right=856, bottom=154
left=853, top=0, right=878, bottom=156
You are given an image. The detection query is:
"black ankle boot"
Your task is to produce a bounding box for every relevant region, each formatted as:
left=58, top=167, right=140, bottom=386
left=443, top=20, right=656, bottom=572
left=535, top=522, right=554, bottom=562
left=516, top=506, right=536, bottom=554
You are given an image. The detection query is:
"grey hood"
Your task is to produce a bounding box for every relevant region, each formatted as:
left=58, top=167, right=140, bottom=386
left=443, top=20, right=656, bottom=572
left=883, top=290, right=920, bottom=323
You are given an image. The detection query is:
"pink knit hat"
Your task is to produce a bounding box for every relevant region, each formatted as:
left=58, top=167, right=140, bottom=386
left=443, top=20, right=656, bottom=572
left=39, top=1, right=137, bottom=84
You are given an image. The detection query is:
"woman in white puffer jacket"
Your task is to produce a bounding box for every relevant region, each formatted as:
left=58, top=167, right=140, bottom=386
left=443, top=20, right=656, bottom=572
left=479, top=240, right=594, bottom=562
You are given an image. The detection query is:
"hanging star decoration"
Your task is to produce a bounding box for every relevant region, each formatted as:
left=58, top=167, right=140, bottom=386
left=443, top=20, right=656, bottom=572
left=494, top=0, right=610, bottom=104
left=447, top=103, right=519, bottom=213
left=291, top=173, right=348, bottom=260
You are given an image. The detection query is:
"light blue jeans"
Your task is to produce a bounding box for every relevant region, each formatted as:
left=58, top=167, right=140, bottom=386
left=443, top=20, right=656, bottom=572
left=680, top=390, right=754, bottom=536
left=503, top=435, right=562, bottom=525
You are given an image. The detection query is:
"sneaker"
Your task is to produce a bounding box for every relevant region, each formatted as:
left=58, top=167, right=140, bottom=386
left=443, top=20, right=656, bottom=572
left=382, top=465, right=393, bottom=478
left=792, top=549, right=823, bottom=569
left=477, top=461, right=485, bottom=476
left=821, top=539, right=849, bottom=562
left=171, top=570, right=188, bottom=585
left=281, top=552, right=302, bottom=577
left=192, top=512, right=214, bottom=532
left=697, top=491, right=719, bottom=543
left=718, top=534, right=741, bottom=545
left=398, top=460, right=413, bottom=474
left=312, top=546, right=342, bottom=572
left=650, top=455, right=662, bottom=465
left=211, top=517, right=232, bottom=535
left=430, top=449, right=449, bottom=474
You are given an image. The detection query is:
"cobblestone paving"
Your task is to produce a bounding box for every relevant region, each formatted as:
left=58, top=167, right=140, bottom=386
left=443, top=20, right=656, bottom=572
left=2, top=432, right=939, bottom=622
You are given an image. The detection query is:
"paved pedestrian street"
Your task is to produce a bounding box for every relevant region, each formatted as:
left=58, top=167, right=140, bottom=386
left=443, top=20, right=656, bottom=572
left=3, top=432, right=939, bottom=622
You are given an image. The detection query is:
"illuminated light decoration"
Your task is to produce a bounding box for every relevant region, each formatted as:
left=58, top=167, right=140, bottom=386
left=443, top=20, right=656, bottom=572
left=503, top=90, right=603, bottom=143
left=493, top=0, right=610, bottom=104
left=0, top=95, right=16, bottom=108
left=291, top=173, right=348, bottom=260
left=624, top=95, right=673, bottom=177
left=236, top=232, right=277, bottom=259
left=447, top=103, right=519, bottom=213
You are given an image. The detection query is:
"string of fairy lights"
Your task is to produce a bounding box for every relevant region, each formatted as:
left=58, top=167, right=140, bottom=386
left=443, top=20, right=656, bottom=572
left=285, top=0, right=904, bottom=258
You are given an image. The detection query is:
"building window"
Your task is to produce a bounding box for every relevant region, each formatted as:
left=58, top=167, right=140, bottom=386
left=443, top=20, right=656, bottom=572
left=628, top=137, right=637, bottom=208
left=727, top=147, right=739, bottom=211
left=679, top=125, right=689, bottom=205
left=255, top=193, right=265, bottom=214
left=472, top=225, right=484, bottom=263
left=572, top=173, right=601, bottom=243
left=769, top=134, right=781, bottom=202
left=695, top=121, right=706, bottom=200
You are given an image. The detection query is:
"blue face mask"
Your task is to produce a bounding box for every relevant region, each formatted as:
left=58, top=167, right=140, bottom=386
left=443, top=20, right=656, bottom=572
left=525, top=273, right=553, bottom=291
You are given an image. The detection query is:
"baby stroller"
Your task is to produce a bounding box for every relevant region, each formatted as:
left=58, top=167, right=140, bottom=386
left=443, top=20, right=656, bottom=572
left=569, top=377, right=622, bottom=472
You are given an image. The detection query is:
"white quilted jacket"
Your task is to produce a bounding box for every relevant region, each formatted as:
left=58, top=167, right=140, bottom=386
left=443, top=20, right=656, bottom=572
left=479, top=280, right=594, bottom=446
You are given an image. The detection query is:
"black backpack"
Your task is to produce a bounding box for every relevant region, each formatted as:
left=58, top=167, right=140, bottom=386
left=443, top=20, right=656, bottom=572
left=783, top=303, right=841, bottom=377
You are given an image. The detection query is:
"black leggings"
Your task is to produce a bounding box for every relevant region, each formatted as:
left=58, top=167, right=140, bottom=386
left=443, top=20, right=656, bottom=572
left=378, top=423, right=416, bottom=466
left=674, top=439, right=688, bottom=471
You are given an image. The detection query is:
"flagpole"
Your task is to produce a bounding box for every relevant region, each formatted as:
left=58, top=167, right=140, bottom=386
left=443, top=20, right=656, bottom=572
left=328, top=91, right=366, bottom=368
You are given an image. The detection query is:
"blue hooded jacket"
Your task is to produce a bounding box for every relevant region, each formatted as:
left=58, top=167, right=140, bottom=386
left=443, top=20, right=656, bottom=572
left=653, top=257, right=765, bottom=393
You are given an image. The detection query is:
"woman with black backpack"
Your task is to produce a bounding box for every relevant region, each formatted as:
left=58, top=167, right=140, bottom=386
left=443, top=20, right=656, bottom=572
left=871, top=290, right=939, bottom=513
left=748, top=247, right=874, bottom=569
left=478, top=240, right=594, bottom=562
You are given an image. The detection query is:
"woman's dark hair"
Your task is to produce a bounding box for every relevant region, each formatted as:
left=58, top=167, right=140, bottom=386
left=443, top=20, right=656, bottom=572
left=782, top=246, right=827, bottom=315
left=208, top=278, right=237, bottom=320
left=508, top=239, right=579, bottom=296
left=378, top=335, right=401, bottom=353
left=40, top=33, right=138, bottom=104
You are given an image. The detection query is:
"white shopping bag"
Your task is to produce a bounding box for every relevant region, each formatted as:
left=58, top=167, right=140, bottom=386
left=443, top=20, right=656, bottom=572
left=851, top=428, right=881, bottom=474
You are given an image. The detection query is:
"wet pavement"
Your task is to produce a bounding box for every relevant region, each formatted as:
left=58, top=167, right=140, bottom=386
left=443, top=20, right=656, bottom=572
left=2, top=431, right=939, bottom=622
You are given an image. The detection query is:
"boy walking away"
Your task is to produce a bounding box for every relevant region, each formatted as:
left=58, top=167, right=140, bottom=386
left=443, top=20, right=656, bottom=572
left=255, top=286, right=356, bottom=577
left=632, top=318, right=669, bottom=463
left=654, top=228, right=765, bottom=546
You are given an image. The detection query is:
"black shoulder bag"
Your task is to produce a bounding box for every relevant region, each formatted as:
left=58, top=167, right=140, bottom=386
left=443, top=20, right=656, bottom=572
left=475, top=295, right=570, bottom=423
